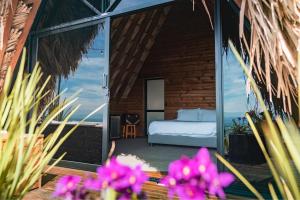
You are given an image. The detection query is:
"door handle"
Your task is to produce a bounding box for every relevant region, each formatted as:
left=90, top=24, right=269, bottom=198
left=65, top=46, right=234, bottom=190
left=102, top=73, right=108, bottom=89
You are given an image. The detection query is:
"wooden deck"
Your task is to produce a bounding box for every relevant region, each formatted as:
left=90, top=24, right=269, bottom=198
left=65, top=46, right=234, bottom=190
left=24, top=166, right=170, bottom=200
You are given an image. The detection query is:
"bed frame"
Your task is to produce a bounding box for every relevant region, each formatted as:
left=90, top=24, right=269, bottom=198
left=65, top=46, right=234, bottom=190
left=148, top=134, right=217, bottom=148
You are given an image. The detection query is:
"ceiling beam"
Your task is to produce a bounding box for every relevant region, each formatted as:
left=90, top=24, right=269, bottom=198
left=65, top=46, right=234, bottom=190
left=121, top=6, right=171, bottom=98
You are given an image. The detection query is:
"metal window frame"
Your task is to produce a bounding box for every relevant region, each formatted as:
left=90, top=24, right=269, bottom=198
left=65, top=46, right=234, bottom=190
left=31, top=0, right=174, bottom=38
left=214, top=0, right=224, bottom=170
left=108, top=0, right=174, bottom=18
left=101, top=17, right=111, bottom=163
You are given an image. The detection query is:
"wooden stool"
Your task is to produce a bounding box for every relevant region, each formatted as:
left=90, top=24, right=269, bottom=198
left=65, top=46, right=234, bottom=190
left=125, top=124, right=136, bottom=138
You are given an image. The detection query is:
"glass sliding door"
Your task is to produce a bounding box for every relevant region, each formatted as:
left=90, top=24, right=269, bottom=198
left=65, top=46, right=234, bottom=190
left=35, top=19, right=110, bottom=166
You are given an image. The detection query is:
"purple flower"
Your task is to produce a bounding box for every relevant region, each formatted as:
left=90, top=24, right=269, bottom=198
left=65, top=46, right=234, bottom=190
left=97, top=157, right=148, bottom=196
left=168, top=156, right=194, bottom=180
left=118, top=193, right=131, bottom=200
left=193, top=148, right=212, bottom=177
left=53, top=175, right=82, bottom=199
left=208, top=171, right=235, bottom=199
left=160, top=176, right=177, bottom=198
left=83, top=177, right=102, bottom=191
left=176, top=184, right=205, bottom=200
left=161, top=148, right=235, bottom=200
left=113, top=165, right=148, bottom=194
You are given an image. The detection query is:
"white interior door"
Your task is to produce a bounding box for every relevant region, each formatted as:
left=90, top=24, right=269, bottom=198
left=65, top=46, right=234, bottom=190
left=146, top=79, right=165, bottom=133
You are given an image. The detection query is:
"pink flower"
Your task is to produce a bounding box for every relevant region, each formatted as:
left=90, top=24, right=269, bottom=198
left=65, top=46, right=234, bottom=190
left=208, top=172, right=235, bottom=199
left=93, top=157, right=148, bottom=198
left=83, top=177, right=102, bottom=191
left=176, top=184, right=205, bottom=200
left=53, top=175, right=83, bottom=200
left=161, top=148, right=235, bottom=200
left=53, top=158, right=148, bottom=199
left=168, top=156, right=194, bottom=180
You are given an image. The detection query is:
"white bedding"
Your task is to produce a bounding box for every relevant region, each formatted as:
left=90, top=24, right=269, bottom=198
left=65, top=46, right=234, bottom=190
left=148, top=120, right=216, bottom=138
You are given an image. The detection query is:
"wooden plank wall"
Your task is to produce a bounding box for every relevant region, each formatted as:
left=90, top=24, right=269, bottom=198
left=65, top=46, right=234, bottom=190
left=110, top=1, right=215, bottom=136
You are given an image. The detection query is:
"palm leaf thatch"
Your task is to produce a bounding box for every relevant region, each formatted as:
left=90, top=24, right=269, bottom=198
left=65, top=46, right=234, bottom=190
left=0, top=0, right=41, bottom=89
left=237, top=0, right=300, bottom=115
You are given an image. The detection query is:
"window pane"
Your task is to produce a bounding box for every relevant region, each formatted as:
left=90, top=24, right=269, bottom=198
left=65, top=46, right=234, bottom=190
left=38, top=24, right=106, bottom=122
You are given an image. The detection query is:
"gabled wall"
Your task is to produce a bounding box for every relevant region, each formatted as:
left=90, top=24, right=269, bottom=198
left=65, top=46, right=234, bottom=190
left=110, top=1, right=215, bottom=136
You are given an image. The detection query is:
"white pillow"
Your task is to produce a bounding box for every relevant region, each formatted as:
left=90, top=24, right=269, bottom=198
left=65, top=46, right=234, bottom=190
left=177, top=109, right=199, bottom=121
left=198, top=109, right=216, bottom=122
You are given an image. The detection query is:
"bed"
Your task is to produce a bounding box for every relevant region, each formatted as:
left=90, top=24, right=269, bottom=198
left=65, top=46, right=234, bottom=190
left=148, top=108, right=217, bottom=148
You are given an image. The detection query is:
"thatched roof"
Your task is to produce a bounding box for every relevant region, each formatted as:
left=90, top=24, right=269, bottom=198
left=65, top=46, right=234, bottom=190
left=35, top=0, right=102, bottom=103
left=243, top=0, right=299, bottom=116
left=223, top=0, right=300, bottom=118
left=35, top=0, right=100, bottom=30
left=2, top=0, right=297, bottom=118
left=0, top=0, right=41, bottom=87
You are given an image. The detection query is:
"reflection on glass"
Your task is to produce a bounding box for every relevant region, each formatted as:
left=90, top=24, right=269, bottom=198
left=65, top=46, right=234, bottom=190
left=222, top=48, right=271, bottom=185
left=38, top=25, right=106, bottom=122
left=60, top=31, right=105, bottom=122
left=223, top=50, right=257, bottom=130
left=38, top=0, right=97, bottom=29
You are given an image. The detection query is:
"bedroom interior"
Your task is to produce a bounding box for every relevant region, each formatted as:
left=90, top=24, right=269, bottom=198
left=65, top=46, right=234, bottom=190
left=109, top=1, right=217, bottom=171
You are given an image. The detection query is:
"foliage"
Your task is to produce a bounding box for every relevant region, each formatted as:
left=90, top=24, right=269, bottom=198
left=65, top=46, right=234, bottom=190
left=54, top=157, right=148, bottom=200
left=0, top=49, right=83, bottom=200
left=161, top=148, right=234, bottom=200
left=229, top=117, right=249, bottom=134
left=217, top=40, right=300, bottom=200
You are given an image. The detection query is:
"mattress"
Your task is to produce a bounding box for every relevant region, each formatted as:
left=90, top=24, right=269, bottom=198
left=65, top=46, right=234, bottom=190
left=148, top=120, right=216, bottom=138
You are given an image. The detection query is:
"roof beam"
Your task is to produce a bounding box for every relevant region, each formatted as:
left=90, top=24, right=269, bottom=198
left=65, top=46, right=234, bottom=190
left=111, top=11, right=155, bottom=97
left=121, top=6, right=170, bottom=98
left=9, top=0, right=42, bottom=71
